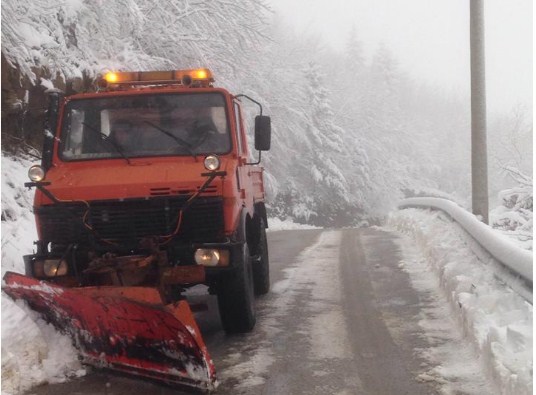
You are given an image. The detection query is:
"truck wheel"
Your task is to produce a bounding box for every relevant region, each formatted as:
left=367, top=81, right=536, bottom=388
left=252, top=218, right=270, bottom=295
left=217, top=243, right=256, bottom=333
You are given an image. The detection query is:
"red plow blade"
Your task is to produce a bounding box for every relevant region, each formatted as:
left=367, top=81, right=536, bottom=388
left=2, top=272, right=217, bottom=391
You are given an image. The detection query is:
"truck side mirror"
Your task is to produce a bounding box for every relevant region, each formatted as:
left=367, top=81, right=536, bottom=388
left=254, top=115, right=271, bottom=151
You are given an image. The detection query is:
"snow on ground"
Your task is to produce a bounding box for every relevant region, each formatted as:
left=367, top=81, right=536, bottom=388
left=398, top=197, right=532, bottom=285
left=266, top=217, right=322, bottom=231
left=360, top=231, right=497, bottom=394
left=1, top=154, right=37, bottom=276
left=386, top=208, right=533, bottom=395
left=1, top=153, right=85, bottom=395
left=220, top=230, right=365, bottom=393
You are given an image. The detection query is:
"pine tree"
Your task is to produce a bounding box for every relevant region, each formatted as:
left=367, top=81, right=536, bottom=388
left=345, top=26, right=365, bottom=75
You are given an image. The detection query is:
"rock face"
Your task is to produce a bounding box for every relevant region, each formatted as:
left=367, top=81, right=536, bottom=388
left=1, top=53, right=93, bottom=152
left=2, top=54, right=50, bottom=151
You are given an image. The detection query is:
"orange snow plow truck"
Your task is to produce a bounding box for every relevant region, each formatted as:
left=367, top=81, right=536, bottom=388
left=3, top=69, right=271, bottom=391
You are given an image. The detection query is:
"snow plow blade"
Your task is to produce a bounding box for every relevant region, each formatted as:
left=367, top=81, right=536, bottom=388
left=2, top=272, right=217, bottom=391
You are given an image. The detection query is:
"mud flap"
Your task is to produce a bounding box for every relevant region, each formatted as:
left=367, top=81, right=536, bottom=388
left=2, top=272, right=217, bottom=391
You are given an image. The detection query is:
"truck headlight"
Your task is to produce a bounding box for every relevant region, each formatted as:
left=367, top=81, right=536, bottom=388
left=34, top=259, right=68, bottom=277
left=194, top=249, right=229, bottom=267
left=203, top=155, right=220, bottom=171
left=28, top=165, right=45, bottom=182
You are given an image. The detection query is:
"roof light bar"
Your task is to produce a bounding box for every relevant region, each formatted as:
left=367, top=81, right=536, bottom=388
left=99, top=68, right=214, bottom=89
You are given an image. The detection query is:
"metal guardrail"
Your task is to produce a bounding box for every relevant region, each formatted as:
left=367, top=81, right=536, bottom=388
left=398, top=198, right=533, bottom=300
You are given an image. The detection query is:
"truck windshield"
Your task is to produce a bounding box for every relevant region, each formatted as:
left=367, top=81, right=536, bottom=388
left=59, top=93, right=231, bottom=160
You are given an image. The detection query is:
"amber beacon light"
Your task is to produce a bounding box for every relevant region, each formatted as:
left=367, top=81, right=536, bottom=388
left=99, top=68, right=214, bottom=88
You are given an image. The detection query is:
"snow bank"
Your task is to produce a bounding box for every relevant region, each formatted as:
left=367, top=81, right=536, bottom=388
left=387, top=208, right=533, bottom=395
left=399, top=197, right=532, bottom=283
left=1, top=154, right=37, bottom=277
left=266, top=217, right=322, bottom=231
left=1, top=153, right=85, bottom=394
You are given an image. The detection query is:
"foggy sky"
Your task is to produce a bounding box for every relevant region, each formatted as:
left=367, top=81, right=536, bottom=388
left=267, top=0, right=532, bottom=115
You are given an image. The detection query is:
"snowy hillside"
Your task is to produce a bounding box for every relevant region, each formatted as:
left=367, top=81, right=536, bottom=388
left=2, top=0, right=532, bottom=226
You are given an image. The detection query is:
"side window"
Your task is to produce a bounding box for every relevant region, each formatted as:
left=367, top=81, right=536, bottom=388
left=64, top=109, right=85, bottom=154
left=233, top=102, right=244, bottom=155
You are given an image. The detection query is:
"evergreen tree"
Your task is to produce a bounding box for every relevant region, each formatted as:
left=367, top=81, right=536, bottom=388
left=345, top=26, right=365, bottom=74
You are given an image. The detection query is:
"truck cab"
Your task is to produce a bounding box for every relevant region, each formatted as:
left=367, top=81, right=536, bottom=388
left=25, top=69, right=271, bottom=333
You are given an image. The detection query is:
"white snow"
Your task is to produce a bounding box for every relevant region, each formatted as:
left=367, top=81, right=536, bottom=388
left=1, top=155, right=38, bottom=277
left=221, top=348, right=276, bottom=389
left=220, top=230, right=363, bottom=392
left=266, top=217, right=322, bottom=231
left=294, top=231, right=353, bottom=361
left=398, top=197, right=533, bottom=282
left=1, top=153, right=85, bottom=394
left=386, top=208, right=533, bottom=395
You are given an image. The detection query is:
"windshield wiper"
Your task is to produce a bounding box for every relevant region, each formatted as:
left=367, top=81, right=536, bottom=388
left=82, top=122, right=132, bottom=165
left=143, top=121, right=198, bottom=161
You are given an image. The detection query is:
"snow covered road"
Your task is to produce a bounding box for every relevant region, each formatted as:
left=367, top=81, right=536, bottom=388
left=20, top=227, right=501, bottom=395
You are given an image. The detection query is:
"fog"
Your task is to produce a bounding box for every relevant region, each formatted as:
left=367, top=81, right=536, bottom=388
left=268, top=0, right=533, bottom=115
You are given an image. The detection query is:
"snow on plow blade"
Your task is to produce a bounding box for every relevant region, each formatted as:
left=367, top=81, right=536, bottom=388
left=2, top=272, right=217, bottom=391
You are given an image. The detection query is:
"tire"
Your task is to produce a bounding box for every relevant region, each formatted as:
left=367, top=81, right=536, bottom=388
left=217, top=243, right=256, bottom=333
left=252, top=218, right=270, bottom=295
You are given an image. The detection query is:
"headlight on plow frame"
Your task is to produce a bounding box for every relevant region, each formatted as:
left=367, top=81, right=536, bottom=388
left=33, top=259, right=69, bottom=277
left=194, top=249, right=229, bottom=267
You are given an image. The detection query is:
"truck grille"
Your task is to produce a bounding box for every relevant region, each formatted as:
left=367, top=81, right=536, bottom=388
left=36, top=197, right=224, bottom=246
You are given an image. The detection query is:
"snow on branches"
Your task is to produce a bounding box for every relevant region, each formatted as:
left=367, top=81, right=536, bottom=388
left=490, top=167, right=533, bottom=250
left=1, top=0, right=270, bottom=82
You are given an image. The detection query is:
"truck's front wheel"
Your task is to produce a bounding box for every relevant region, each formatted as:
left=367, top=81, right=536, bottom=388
left=217, top=243, right=256, bottom=333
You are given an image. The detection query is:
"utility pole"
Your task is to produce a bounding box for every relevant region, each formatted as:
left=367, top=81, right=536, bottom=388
left=470, top=0, right=489, bottom=223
